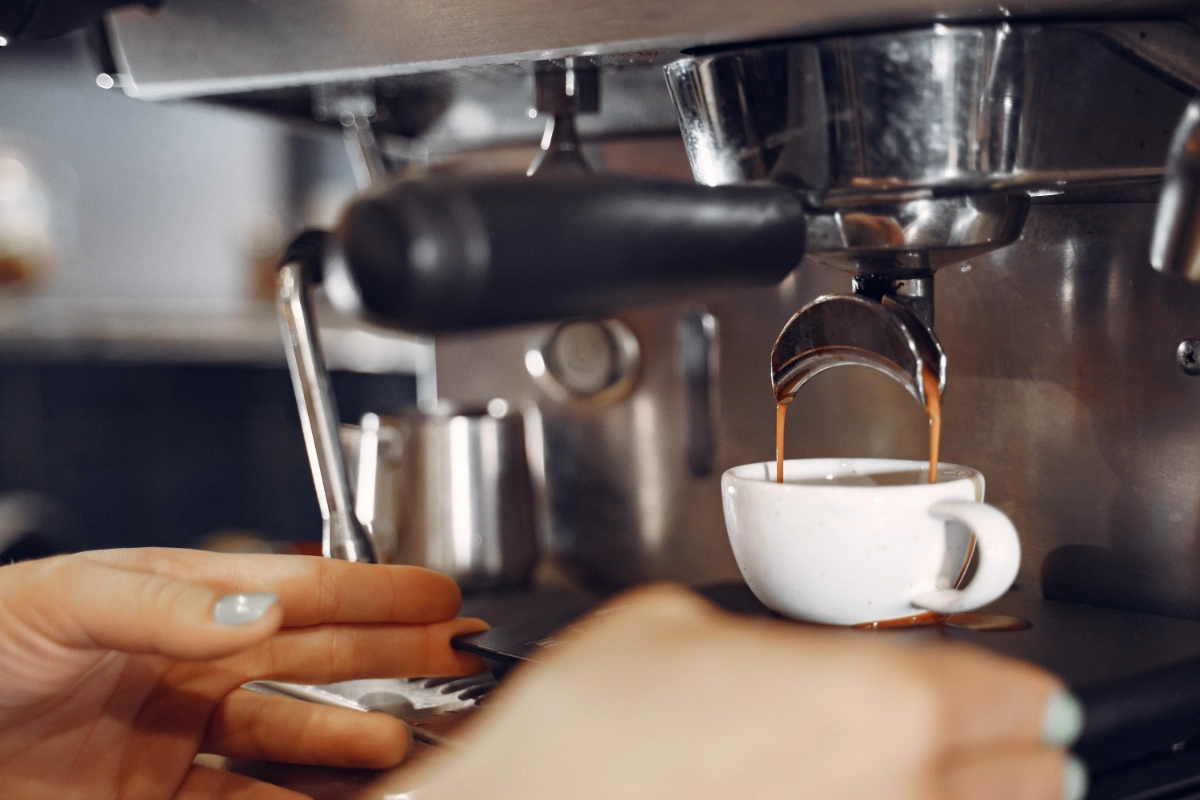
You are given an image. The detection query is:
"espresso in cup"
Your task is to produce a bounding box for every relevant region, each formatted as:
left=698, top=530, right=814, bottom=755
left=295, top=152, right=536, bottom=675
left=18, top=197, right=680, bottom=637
left=721, top=458, right=1020, bottom=626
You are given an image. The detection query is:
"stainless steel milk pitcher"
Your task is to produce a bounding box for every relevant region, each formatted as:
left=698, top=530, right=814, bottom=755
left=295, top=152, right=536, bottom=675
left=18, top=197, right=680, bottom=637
left=340, top=407, right=537, bottom=590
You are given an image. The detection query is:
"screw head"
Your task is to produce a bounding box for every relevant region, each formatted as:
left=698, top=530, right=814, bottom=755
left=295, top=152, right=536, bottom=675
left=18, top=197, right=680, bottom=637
left=1179, top=339, right=1200, bottom=375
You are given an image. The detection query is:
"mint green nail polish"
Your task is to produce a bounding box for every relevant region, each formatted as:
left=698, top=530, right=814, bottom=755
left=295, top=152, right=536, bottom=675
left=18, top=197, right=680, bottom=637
left=213, top=592, right=278, bottom=625
left=1062, top=756, right=1088, bottom=800
left=1043, top=691, right=1085, bottom=747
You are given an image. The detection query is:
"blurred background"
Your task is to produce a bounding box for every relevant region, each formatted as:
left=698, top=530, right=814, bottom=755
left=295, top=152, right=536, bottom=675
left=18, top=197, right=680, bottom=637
left=0, top=31, right=423, bottom=557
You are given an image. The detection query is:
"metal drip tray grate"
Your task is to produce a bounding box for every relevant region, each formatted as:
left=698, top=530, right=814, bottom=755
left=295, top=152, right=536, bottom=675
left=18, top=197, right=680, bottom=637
left=246, top=674, right=497, bottom=746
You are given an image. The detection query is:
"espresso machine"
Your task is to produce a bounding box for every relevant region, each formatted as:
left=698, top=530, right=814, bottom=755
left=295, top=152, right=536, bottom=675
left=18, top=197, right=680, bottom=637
left=103, top=11, right=1197, bottom=593
left=64, top=0, right=1200, bottom=794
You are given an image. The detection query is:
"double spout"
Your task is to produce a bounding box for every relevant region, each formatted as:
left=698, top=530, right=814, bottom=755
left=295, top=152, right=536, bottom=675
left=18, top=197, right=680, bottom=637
left=771, top=286, right=946, bottom=411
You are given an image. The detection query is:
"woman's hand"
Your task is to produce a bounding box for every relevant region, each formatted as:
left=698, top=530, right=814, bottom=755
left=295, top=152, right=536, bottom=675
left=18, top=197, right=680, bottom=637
left=0, top=548, right=487, bottom=800
left=415, top=585, right=1085, bottom=800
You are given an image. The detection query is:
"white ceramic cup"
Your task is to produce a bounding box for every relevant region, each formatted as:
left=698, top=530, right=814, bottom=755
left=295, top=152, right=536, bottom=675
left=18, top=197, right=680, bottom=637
left=721, top=458, right=1021, bottom=626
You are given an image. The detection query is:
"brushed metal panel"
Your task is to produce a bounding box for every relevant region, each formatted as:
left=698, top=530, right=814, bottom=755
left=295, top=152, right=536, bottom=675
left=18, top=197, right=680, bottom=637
left=107, top=0, right=1193, bottom=100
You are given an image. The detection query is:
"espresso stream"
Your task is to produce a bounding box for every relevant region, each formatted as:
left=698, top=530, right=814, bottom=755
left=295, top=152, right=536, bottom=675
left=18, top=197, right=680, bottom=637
left=923, top=367, right=940, bottom=484
left=775, top=366, right=941, bottom=485
left=772, top=365, right=1027, bottom=632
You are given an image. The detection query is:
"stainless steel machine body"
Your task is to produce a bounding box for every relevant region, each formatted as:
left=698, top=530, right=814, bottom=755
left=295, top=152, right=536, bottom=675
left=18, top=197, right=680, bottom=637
left=100, top=2, right=1200, bottom=618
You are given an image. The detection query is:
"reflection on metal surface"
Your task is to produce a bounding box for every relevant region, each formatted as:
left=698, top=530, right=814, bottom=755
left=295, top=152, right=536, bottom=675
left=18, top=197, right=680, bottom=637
left=1151, top=99, right=1200, bottom=281
left=352, top=412, right=380, bottom=537
left=680, top=308, right=718, bottom=478
left=666, top=24, right=1187, bottom=200
left=340, top=417, right=403, bottom=562
left=631, top=392, right=668, bottom=557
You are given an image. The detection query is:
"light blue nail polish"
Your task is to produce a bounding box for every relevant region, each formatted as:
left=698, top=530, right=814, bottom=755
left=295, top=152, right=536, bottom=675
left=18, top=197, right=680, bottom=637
left=1062, top=755, right=1088, bottom=800
left=213, top=592, right=278, bottom=625
left=1043, top=691, right=1085, bottom=747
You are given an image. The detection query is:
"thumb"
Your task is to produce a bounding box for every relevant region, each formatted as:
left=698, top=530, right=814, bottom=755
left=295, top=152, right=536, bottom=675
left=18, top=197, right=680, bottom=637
left=24, top=555, right=283, bottom=661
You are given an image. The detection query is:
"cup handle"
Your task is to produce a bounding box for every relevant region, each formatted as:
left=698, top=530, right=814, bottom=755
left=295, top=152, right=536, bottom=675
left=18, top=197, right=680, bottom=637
left=911, top=499, right=1021, bottom=614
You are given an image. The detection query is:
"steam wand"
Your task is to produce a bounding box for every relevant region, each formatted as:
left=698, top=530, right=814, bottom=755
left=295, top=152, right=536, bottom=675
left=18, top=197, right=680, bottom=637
left=276, top=231, right=379, bottom=564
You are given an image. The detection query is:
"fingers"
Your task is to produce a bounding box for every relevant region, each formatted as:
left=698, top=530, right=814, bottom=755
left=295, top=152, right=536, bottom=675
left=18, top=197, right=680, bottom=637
left=175, top=764, right=313, bottom=800
left=23, top=556, right=282, bottom=661
left=82, top=549, right=464, bottom=625
left=940, top=747, right=1086, bottom=800
left=906, top=643, right=1068, bottom=748
left=226, top=617, right=491, bottom=683
left=202, top=689, right=411, bottom=769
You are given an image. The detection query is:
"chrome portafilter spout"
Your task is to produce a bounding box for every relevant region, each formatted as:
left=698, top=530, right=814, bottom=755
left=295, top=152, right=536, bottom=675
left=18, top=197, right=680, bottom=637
left=771, top=293, right=946, bottom=408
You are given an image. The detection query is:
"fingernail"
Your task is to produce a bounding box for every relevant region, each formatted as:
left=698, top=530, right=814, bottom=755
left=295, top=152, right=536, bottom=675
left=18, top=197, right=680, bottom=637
left=1043, top=690, right=1085, bottom=747
left=213, top=592, right=278, bottom=625
left=1062, top=755, right=1088, bottom=800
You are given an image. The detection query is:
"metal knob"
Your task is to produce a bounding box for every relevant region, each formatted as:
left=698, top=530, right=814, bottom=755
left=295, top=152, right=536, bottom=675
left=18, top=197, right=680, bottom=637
left=771, top=294, right=946, bottom=407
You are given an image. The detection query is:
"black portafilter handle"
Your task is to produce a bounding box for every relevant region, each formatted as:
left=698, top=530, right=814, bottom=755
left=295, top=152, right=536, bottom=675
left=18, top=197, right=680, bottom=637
left=321, top=174, right=808, bottom=332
